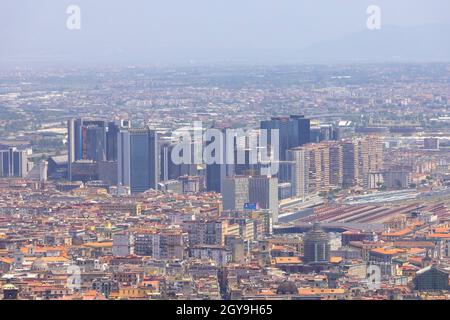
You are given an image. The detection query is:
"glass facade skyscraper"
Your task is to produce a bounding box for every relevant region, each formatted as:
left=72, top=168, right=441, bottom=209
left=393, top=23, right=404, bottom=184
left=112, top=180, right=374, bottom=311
left=106, top=122, right=120, bottom=162
left=260, top=115, right=310, bottom=161
left=68, top=118, right=128, bottom=181
left=0, top=147, right=29, bottom=178
left=68, top=119, right=107, bottom=180
left=118, top=127, right=158, bottom=193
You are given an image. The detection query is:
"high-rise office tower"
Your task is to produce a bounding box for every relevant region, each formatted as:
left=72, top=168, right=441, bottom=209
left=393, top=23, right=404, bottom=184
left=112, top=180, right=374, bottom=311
left=289, top=114, right=311, bottom=147
left=68, top=119, right=107, bottom=162
left=160, top=142, right=174, bottom=182
left=206, top=127, right=260, bottom=192
left=275, top=161, right=295, bottom=183
left=206, top=163, right=227, bottom=192
left=286, top=148, right=309, bottom=199
left=261, top=116, right=292, bottom=161
left=67, top=119, right=107, bottom=181
left=249, top=176, right=279, bottom=223
left=118, top=127, right=159, bottom=193
left=234, top=148, right=258, bottom=176
left=161, top=140, right=200, bottom=182
left=260, top=115, right=310, bottom=160
left=221, top=176, right=250, bottom=211
left=106, top=122, right=120, bottom=161
left=221, top=175, right=279, bottom=222
left=67, top=118, right=79, bottom=181
left=68, top=118, right=130, bottom=181
left=178, top=142, right=200, bottom=177
left=206, top=127, right=232, bottom=193
left=0, top=147, right=30, bottom=178
left=85, top=124, right=107, bottom=162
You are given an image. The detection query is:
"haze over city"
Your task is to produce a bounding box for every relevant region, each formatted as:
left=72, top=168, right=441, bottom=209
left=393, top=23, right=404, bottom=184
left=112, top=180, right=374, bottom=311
left=0, top=0, right=450, bottom=305
left=1, top=0, right=450, bottom=67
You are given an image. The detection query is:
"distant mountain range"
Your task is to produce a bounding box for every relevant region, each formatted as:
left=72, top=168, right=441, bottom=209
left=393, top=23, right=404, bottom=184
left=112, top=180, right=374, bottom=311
left=2, top=20, right=450, bottom=67
left=296, top=23, right=450, bottom=63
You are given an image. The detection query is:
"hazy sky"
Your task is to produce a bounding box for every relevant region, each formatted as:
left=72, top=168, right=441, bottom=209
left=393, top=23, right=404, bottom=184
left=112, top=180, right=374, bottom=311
left=1, top=0, right=449, bottom=66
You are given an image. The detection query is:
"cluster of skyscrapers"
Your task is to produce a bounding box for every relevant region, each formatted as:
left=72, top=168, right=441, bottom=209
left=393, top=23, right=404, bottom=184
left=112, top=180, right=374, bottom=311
left=65, top=115, right=383, bottom=225
left=217, top=116, right=384, bottom=223
left=67, top=119, right=158, bottom=193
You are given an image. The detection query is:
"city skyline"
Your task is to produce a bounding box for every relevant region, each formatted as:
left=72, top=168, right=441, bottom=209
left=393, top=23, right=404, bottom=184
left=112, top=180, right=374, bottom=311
left=1, top=1, right=450, bottom=305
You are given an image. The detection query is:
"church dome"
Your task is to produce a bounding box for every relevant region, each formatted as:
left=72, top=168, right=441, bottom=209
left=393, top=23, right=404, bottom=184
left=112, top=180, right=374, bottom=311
left=276, top=281, right=298, bottom=295
left=2, top=283, right=18, bottom=291
left=303, top=223, right=331, bottom=264
left=304, top=223, right=329, bottom=242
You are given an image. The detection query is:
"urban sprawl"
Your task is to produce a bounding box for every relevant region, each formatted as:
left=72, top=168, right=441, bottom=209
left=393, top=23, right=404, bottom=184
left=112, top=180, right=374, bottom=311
left=0, top=64, right=449, bottom=300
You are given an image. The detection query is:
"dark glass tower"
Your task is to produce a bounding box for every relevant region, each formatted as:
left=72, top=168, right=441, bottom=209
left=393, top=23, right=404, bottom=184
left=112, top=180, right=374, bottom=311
left=260, top=116, right=291, bottom=161
left=289, top=115, right=311, bottom=148
left=260, top=115, right=310, bottom=161
left=118, top=127, right=159, bottom=193
left=85, top=124, right=106, bottom=161
left=106, top=122, right=120, bottom=161
left=206, top=163, right=226, bottom=192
